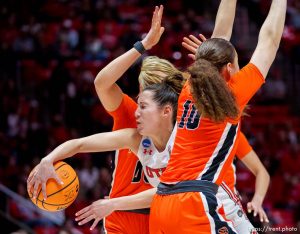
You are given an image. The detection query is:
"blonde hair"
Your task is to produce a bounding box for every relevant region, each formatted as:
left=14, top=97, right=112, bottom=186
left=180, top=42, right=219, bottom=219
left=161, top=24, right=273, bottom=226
left=138, top=56, right=184, bottom=89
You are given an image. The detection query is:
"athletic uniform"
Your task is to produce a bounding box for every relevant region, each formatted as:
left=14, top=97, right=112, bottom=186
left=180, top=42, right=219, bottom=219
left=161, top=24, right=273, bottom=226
left=136, top=127, right=177, bottom=187
left=104, top=94, right=152, bottom=234
left=218, top=132, right=257, bottom=233
left=150, top=63, right=264, bottom=234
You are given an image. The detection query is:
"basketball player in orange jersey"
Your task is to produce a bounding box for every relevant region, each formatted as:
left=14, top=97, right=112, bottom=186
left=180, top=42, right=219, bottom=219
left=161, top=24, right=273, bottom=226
left=150, top=0, right=287, bottom=233
left=183, top=35, right=270, bottom=231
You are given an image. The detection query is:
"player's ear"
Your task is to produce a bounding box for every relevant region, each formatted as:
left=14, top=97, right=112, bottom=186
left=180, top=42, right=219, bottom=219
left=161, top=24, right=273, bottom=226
left=162, top=105, right=172, bottom=118
left=220, top=63, right=231, bottom=82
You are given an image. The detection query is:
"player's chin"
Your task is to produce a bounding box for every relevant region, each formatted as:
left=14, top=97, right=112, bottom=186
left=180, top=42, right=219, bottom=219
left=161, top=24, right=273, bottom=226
left=137, top=126, right=145, bottom=135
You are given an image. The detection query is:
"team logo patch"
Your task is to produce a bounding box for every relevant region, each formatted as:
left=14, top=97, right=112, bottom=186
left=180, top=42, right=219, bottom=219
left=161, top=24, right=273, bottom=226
left=237, top=209, right=243, bottom=217
left=218, top=227, right=228, bottom=234
left=143, top=149, right=153, bottom=155
left=142, top=139, right=151, bottom=148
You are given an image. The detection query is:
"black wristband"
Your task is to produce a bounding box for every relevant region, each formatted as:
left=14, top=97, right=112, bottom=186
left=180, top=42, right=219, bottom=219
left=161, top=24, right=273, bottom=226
left=133, top=41, right=146, bottom=54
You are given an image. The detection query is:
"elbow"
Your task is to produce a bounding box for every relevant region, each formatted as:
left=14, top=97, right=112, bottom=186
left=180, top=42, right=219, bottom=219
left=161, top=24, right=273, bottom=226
left=94, top=75, right=104, bottom=90
left=94, top=72, right=109, bottom=91
left=265, top=171, right=270, bottom=184
left=259, top=168, right=271, bottom=186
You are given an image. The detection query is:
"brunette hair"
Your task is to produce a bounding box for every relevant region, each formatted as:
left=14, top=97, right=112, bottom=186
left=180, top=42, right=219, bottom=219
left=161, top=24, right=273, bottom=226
left=190, top=38, right=239, bottom=122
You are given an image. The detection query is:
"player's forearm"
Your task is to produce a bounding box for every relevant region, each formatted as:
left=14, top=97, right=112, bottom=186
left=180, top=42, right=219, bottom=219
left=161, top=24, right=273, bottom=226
left=94, top=48, right=141, bottom=91
left=112, top=188, right=157, bottom=210
left=42, top=139, right=81, bottom=164
left=252, top=169, right=270, bottom=205
left=211, top=0, right=237, bottom=40
left=258, top=0, right=286, bottom=49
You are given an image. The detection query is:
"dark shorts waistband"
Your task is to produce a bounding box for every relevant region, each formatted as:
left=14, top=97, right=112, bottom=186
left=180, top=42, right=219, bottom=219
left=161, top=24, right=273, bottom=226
left=118, top=208, right=150, bottom=215
left=157, top=180, right=218, bottom=195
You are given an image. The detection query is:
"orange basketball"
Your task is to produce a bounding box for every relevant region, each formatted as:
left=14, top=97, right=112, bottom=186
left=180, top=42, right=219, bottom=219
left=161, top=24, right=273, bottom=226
left=27, top=161, right=79, bottom=212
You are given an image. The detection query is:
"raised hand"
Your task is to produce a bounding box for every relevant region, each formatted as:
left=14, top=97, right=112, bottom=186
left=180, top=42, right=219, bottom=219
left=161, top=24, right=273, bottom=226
left=75, top=198, right=115, bottom=231
left=27, top=158, right=63, bottom=200
left=247, top=198, right=269, bottom=223
left=141, top=5, right=165, bottom=50
left=182, top=34, right=207, bottom=60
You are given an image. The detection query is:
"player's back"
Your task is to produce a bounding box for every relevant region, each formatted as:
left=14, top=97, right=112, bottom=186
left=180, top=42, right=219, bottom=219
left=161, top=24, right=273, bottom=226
left=160, top=82, right=240, bottom=185
left=160, top=64, right=264, bottom=186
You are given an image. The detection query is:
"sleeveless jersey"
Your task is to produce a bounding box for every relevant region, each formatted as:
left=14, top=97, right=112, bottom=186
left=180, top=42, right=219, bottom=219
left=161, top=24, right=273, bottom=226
left=136, top=127, right=177, bottom=187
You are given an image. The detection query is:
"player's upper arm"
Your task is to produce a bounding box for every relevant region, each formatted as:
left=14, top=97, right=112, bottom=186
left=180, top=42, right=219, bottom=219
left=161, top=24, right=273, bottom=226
left=250, top=38, right=278, bottom=79
left=95, top=83, right=124, bottom=112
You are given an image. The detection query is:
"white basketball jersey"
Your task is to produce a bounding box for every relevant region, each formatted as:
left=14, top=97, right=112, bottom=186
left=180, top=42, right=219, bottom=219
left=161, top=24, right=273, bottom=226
left=137, top=126, right=177, bottom=187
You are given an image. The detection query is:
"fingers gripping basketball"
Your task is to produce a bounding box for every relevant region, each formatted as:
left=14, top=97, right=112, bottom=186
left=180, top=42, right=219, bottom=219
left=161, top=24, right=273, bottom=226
left=27, top=161, right=79, bottom=212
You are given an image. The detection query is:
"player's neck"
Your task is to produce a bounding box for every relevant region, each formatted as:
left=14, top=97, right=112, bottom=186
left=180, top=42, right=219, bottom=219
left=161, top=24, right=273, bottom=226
left=151, top=125, right=173, bottom=153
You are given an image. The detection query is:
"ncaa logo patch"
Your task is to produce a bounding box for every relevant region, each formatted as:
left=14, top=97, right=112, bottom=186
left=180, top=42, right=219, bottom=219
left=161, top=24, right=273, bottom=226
left=142, top=139, right=151, bottom=148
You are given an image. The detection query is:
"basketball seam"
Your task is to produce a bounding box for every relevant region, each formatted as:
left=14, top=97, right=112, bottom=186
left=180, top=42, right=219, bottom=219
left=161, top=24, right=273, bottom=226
left=55, top=163, right=67, bottom=171
left=41, top=198, right=75, bottom=208
left=47, top=174, right=78, bottom=197
left=39, top=175, right=78, bottom=207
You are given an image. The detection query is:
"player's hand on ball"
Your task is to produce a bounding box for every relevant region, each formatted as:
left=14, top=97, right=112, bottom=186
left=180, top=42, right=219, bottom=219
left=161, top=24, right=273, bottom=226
left=141, top=5, right=165, bottom=50
left=27, top=158, right=63, bottom=200
left=75, top=198, right=115, bottom=230
left=247, top=199, right=269, bottom=223
left=182, top=34, right=207, bottom=60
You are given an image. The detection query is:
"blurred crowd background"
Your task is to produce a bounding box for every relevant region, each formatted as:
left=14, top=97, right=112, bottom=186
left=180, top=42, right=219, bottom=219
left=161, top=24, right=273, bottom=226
left=0, top=0, right=299, bottom=233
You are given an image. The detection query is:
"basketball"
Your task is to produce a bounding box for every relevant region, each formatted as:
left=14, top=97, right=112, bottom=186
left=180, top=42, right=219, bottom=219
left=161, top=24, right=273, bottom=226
left=27, top=161, right=79, bottom=212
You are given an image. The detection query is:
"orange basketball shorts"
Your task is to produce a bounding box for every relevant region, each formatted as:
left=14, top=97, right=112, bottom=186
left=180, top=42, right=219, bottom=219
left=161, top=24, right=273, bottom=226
left=149, top=189, right=237, bottom=233
left=104, top=210, right=150, bottom=234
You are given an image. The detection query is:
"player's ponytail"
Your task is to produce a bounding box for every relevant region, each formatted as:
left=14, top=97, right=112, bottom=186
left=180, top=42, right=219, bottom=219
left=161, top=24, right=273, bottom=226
left=188, top=58, right=239, bottom=122
left=163, top=72, right=185, bottom=95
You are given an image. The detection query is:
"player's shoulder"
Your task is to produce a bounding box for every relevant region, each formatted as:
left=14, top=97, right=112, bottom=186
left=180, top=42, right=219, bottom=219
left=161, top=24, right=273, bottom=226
left=234, top=63, right=264, bottom=80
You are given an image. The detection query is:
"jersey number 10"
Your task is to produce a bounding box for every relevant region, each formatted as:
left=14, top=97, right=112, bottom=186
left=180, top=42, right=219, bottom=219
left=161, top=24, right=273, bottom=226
left=178, top=100, right=200, bottom=130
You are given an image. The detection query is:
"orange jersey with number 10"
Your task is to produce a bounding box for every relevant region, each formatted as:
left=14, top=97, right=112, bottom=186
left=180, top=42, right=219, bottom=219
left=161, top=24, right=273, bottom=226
left=160, top=63, right=264, bottom=186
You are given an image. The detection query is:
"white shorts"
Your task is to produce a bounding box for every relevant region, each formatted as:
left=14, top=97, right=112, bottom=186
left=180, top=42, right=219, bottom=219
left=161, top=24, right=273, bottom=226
left=217, top=182, right=257, bottom=234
